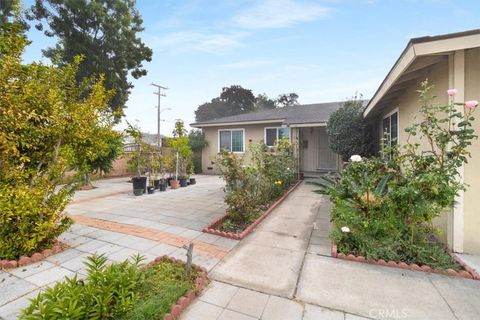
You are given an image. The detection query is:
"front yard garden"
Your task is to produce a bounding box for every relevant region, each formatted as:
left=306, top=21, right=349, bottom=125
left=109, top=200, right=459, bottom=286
left=316, top=81, right=478, bottom=273
left=204, top=139, right=298, bottom=238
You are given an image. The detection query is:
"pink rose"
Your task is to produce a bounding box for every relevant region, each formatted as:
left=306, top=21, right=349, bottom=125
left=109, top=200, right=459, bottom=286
left=447, top=89, right=458, bottom=96
left=465, top=100, right=478, bottom=109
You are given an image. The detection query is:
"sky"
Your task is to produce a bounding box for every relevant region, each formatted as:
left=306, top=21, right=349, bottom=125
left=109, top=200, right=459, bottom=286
left=21, top=0, right=480, bottom=136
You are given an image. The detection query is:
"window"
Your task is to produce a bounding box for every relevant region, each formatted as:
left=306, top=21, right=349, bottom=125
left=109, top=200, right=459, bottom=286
left=218, top=129, right=244, bottom=152
left=383, top=110, right=398, bottom=148
left=264, top=127, right=290, bottom=147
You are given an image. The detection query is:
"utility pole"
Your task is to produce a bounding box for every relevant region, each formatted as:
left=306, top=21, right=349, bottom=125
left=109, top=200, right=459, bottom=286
left=151, top=83, right=168, bottom=149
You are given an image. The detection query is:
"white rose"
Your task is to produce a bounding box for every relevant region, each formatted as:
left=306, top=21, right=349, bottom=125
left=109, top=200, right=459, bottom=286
left=350, top=155, right=362, bottom=162
left=341, top=226, right=350, bottom=233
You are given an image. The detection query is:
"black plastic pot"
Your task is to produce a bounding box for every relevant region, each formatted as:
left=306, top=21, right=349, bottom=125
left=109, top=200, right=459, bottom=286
left=159, top=182, right=167, bottom=191
left=147, top=186, right=155, bottom=194
left=167, top=177, right=173, bottom=186
left=132, top=176, right=147, bottom=194
left=179, top=178, right=188, bottom=187
left=189, top=178, right=196, bottom=185
left=153, top=179, right=160, bottom=190
left=133, top=189, right=144, bottom=196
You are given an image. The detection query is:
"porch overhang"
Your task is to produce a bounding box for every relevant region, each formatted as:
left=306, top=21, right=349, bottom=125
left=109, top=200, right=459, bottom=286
left=289, top=122, right=327, bottom=128
left=191, top=119, right=285, bottom=128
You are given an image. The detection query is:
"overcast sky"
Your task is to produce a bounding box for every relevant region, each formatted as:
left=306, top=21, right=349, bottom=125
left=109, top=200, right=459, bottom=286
left=22, top=0, right=480, bottom=136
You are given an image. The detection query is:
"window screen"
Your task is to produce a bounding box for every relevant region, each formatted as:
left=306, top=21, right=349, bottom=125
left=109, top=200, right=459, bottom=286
left=231, top=130, right=244, bottom=152
left=219, top=130, right=231, bottom=151
left=390, top=112, right=398, bottom=147
left=265, top=128, right=277, bottom=146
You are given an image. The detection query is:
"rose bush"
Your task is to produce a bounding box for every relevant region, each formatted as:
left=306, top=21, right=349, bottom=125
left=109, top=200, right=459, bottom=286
left=313, top=81, right=477, bottom=269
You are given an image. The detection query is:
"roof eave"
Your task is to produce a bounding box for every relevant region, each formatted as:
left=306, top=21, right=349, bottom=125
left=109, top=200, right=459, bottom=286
left=364, top=30, right=480, bottom=118
left=190, top=119, right=286, bottom=128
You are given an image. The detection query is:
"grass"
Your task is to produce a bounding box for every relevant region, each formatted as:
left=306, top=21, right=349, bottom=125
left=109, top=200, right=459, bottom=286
left=121, top=258, right=198, bottom=320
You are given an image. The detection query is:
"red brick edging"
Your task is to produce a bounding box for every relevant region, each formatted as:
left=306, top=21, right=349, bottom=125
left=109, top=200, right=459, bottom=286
left=202, top=180, right=303, bottom=240
left=331, top=244, right=480, bottom=280
left=146, top=256, right=207, bottom=320
left=0, top=241, right=65, bottom=269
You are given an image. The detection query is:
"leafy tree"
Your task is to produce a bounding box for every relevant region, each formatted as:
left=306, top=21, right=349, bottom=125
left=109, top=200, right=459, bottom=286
left=1, top=0, right=16, bottom=24
left=172, top=119, right=187, bottom=138
left=188, top=129, right=208, bottom=174
left=188, top=129, right=208, bottom=152
left=276, top=93, right=299, bottom=108
left=194, top=85, right=255, bottom=122
left=326, top=94, right=373, bottom=161
left=255, top=93, right=276, bottom=110
left=0, top=13, right=116, bottom=259
left=27, top=0, right=153, bottom=118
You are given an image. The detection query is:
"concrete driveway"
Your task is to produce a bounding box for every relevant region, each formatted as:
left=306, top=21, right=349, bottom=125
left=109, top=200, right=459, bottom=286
left=0, top=175, right=237, bottom=319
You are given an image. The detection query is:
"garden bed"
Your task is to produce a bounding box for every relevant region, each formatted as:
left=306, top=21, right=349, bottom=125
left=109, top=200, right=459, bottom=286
left=0, top=241, right=65, bottom=269
left=21, top=254, right=208, bottom=319
left=127, top=256, right=207, bottom=320
left=331, top=244, right=480, bottom=280
left=203, top=180, right=302, bottom=240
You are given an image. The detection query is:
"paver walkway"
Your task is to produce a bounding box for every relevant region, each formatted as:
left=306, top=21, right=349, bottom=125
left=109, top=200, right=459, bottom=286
left=181, top=181, right=480, bottom=320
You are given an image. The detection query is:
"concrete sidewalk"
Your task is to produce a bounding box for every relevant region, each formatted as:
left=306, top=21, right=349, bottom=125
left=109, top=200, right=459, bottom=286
left=181, top=181, right=480, bottom=320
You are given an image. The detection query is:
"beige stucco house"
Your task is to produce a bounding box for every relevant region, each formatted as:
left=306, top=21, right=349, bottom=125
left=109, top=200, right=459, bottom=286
left=364, top=29, right=480, bottom=255
left=191, top=102, right=343, bottom=176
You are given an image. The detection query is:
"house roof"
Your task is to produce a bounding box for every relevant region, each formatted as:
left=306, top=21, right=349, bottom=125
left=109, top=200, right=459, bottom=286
left=364, top=29, right=480, bottom=118
left=191, top=102, right=346, bottom=127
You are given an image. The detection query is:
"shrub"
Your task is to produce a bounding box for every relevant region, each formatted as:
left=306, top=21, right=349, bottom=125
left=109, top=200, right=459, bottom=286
left=326, top=94, right=374, bottom=161
left=314, top=81, right=477, bottom=269
left=0, top=17, right=115, bottom=259
left=215, top=139, right=297, bottom=231
left=21, top=254, right=144, bottom=319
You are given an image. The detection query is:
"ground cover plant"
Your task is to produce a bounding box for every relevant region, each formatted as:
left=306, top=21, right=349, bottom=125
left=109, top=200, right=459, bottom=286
left=314, top=82, right=478, bottom=270
left=21, top=255, right=198, bottom=320
left=215, top=139, right=297, bottom=232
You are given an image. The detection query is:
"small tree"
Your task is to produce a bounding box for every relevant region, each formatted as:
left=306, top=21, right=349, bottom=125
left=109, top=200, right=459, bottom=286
left=188, top=129, right=208, bottom=174
left=125, top=122, right=148, bottom=177
left=326, top=94, right=373, bottom=161
left=0, top=13, right=115, bottom=259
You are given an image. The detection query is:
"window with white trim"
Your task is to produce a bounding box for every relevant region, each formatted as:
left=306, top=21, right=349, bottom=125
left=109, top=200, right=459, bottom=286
left=264, top=127, right=290, bottom=147
left=382, top=110, right=398, bottom=148
left=218, top=129, right=244, bottom=152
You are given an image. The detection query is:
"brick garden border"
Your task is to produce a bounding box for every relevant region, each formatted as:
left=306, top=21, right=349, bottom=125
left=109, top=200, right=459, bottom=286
left=331, top=244, right=480, bottom=280
left=202, top=180, right=303, bottom=240
left=144, top=255, right=207, bottom=320
left=0, top=241, right=65, bottom=269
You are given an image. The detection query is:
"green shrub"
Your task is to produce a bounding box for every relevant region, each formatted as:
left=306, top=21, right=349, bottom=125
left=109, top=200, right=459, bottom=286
left=215, top=139, right=297, bottom=231
left=313, top=81, right=477, bottom=269
left=21, top=254, right=144, bottom=319
left=326, top=94, right=374, bottom=161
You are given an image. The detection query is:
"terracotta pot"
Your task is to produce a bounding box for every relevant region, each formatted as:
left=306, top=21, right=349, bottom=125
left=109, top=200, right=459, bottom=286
left=170, top=179, right=180, bottom=189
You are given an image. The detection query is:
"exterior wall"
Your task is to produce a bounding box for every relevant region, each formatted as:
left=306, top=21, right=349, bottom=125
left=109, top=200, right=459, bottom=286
left=463, top=47, right=480, bottom=254
left=200, top=122, right=283, bottom=174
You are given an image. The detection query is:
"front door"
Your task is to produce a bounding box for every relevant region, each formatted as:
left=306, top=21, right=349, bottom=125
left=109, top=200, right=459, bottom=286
left=317, top=127, right=338, bottom=171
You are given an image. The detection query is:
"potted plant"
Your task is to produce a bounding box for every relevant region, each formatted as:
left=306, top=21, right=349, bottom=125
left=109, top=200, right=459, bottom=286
left=126, top=123, right=148, bottom=196
left=167, top=120, right=193, bottom=189
left=188, top=162, right=196, bottom=185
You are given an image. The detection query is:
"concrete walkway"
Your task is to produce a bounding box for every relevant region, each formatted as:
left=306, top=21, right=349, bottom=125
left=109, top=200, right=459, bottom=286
left=181, top=181, right=480, bottom=320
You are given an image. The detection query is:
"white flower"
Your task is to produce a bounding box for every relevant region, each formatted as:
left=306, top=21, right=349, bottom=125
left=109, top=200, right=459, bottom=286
left=341, top=226, right=351, bottom=233
left=287, top=167, right=290, bottom=170
left=350, top=155, right=362, bottom=162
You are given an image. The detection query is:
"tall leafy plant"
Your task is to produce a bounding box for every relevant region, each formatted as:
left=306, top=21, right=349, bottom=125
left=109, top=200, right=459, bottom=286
left=0, top=14, right=115, bottom=259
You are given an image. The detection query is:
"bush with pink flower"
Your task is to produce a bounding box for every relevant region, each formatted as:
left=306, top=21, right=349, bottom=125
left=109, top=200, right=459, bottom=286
left=312, top=81, right=477, bottom=269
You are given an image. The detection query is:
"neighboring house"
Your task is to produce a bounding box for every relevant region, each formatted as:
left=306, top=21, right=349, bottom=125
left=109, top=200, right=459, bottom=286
left=363, top=29, right=480, bottom=255
left=190, top=102, right=344, bottom=176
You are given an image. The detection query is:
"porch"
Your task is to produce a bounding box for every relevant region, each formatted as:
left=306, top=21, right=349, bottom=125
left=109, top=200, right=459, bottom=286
left=292, top=126, right=340, bottom=177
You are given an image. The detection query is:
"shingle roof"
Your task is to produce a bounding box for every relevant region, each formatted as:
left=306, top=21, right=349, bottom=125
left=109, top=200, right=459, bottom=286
left=191, top=102, right=348, bottom=127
